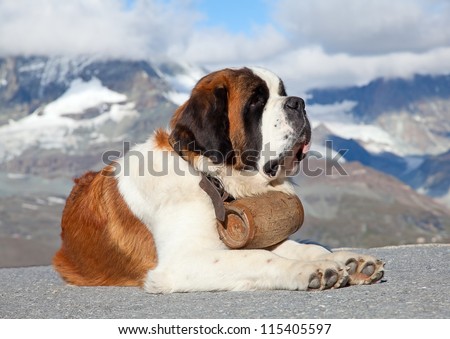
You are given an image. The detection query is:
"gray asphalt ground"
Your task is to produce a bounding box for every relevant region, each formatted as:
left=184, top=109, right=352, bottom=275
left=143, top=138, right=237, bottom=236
left=0, top=244, right=449, bottom=319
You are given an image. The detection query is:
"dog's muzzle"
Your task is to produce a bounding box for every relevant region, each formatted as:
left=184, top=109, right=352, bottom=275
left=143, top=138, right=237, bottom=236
left=263, top=96, right=311, bottom=178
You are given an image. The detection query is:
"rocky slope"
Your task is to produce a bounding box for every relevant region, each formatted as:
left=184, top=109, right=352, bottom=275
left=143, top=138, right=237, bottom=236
left=292, top=159, right=450, bottom=248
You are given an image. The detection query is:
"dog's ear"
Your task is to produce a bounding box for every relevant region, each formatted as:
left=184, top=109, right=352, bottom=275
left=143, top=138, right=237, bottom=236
left=169, top=86, right=234, bottom=164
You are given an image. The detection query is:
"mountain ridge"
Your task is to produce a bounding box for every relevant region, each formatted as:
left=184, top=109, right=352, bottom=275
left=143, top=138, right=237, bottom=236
left=307, top=73, right=450, bottom=122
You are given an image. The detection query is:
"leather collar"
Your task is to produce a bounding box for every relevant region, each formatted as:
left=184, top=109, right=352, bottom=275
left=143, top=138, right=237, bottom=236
left=199, top=173, right=233, bottom=222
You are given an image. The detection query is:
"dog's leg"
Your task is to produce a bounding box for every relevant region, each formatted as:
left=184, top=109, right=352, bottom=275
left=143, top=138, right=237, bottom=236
left=269, top=239, right=332, bottom=260
left=144, top=249, right=349, bottom=293
left=270, top=240, right=384, bottom=285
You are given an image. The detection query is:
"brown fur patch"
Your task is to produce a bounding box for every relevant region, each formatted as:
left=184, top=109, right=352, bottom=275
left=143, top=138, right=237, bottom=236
left=53, top=167, right=157, bottom=286
left=169, top=68, right=264, bottom=170
left=154, top=129, right=172, bottom=150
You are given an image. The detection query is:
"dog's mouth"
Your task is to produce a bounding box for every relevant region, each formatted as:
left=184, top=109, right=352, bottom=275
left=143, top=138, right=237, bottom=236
left=263, top=141, right=310, bottom=178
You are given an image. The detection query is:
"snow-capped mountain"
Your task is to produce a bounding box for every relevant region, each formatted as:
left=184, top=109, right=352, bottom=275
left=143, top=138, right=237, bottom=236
left=0, top=56, right=207, bottom=177
left=0, top=77, right=134, bottom=162
left=0, top=55, right=449, bottom=267
left=306, top=74, right=450, bottom=206
left=307, top=74, right=450, bottom=156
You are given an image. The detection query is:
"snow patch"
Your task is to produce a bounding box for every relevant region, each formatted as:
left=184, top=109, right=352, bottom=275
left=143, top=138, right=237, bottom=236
left=109, top=102, right=137, bottom=123
left=7, top=173, right=27, bottom=179
left=165, top=91, right=189, bottom=106
left=404, top=156, right=425, bottom=172
left=157, top=63, right=206, bottom=105
left=47, top=196, right=66, bottom=205
left=44, top=78, right=126, bottom=116
left=22, top=203, right=38, bottom=211
left=308, top=101, right=401, bottom=155
left=308, top=101, right=357, bottom=128
left=18, top=61, right=46, bottom=73
left=0, top=78, right=136, bottom=162
left=325, top=122, right=395, bottom=151
left=39, top=56, right=99, bottom=87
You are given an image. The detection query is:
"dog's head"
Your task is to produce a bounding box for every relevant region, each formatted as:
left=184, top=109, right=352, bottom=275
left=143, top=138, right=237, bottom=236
left=169, top=67, right=311, bottom=180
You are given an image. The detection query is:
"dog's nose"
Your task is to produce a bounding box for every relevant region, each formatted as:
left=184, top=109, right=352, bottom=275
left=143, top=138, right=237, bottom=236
left=284, top=96, right=305, bottom=112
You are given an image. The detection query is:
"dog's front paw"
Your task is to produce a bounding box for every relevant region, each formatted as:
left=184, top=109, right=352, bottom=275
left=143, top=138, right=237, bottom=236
left=323, top=251, right=385, bottom=285
left=295, top=260, right=349, bottom=291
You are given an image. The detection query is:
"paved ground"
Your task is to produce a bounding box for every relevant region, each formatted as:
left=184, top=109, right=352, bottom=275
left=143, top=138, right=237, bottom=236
left=0, top=244, right=449, bottom=319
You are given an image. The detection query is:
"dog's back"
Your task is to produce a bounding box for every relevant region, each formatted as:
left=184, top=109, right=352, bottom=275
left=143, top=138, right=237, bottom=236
left=53, top=169, right=157, bottom=286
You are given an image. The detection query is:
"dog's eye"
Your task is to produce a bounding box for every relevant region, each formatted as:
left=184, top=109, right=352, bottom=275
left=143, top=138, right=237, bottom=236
left=249, top=95, right=265, bottom=108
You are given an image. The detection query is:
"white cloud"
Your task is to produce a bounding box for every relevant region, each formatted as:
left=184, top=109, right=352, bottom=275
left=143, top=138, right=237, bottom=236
left=0, top=0, right=289, bottom=69
left=272, top=0, right=450, bottom=55
left=0, top=0, right=200, bottom=60
left=1, top=0, right=450, bottom=93
left=169, top=24, right=288, bottom=65
left=260, top=46, right=450, bottom=93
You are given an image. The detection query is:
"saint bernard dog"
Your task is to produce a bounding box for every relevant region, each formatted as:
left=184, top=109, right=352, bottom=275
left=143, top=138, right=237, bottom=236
left=53, top=67, right=384, bottom=293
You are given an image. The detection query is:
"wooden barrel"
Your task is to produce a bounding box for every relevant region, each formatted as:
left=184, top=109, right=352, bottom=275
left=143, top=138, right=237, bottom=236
left=217, top=191, right=304, bottom=249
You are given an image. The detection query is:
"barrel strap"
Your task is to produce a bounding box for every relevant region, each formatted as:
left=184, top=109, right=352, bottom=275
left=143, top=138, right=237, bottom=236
left=199, top=173, right=232, bottom=223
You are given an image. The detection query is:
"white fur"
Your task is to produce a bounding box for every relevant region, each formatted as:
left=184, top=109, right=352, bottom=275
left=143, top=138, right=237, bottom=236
left=115, top=134, right=341, bottom=293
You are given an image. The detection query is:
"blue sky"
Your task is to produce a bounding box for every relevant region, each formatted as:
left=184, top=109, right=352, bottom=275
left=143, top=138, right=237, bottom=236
left=194, top=0, right=270, bottom=34
left=124, top=0, right=271, bottom=34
